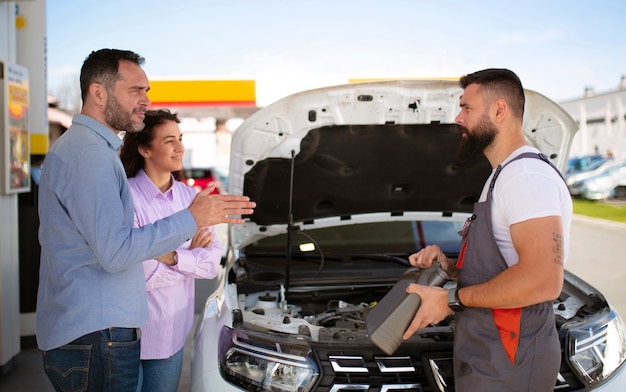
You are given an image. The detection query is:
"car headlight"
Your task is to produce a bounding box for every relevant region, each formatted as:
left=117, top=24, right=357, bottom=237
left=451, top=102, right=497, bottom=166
left=565, top=309, right=626, bottom=387
left=218, top=326, right=319, bottom=391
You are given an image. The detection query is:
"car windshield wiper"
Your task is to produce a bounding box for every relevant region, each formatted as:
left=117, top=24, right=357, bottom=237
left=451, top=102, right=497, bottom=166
left=245, top=251, right=413, bottom=281
left=346, top=253, right=412, bottom=266
left=246, top=251, right=412, bottom=266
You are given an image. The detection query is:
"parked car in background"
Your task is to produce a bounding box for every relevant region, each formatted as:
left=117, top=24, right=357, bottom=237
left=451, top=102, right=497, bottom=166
left=190, top=80, right=626, bottom=392
left=566, top=154, right=607, bottom=176
left=568, top=160, right=626, bottom=200
left=565, top=155, right=614, bottom=188
left=183, top=168, right=221, bottom=194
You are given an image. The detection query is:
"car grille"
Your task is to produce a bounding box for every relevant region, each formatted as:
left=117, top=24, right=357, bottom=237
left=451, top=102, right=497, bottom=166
left=311, top=343, right=454, bottom=392
left=310, top=344, right=585, bottom=392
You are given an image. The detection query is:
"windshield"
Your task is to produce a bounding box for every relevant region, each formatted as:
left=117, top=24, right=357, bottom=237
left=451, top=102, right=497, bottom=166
left=244, top=220, right=464, bottom=257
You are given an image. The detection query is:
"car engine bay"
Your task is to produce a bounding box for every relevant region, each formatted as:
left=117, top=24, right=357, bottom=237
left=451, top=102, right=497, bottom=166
left=230, top=257, right=607, bottom=342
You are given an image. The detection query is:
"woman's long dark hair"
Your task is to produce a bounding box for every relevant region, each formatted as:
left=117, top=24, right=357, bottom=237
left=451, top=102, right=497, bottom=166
left=120, top=109, right=186, bottom=180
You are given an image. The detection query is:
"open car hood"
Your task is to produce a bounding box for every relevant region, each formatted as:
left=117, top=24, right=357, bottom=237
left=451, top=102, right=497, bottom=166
left=229, top=80, right=578, bottom=249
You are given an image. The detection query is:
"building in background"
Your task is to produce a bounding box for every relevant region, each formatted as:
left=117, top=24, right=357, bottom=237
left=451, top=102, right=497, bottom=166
left=559, top=77, right=626, bottom=160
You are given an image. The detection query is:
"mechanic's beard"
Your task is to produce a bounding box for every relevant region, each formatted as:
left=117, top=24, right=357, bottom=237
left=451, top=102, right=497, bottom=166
left=457, top=115, right=497, bottom=161
left=104, top=95, right=145, bottom=133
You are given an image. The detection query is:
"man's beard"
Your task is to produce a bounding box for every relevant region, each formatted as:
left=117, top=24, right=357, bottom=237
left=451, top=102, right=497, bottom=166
left=104, top=94, right=145, bottom=133
left=457, top=113, right=497, bottom=160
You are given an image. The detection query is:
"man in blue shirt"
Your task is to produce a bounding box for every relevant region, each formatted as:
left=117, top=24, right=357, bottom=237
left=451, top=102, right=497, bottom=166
left=36, top=48, right=255, bottom=392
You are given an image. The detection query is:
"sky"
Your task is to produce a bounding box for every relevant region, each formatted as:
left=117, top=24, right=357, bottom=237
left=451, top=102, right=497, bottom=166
left=46, top=0, right=626, bottom=110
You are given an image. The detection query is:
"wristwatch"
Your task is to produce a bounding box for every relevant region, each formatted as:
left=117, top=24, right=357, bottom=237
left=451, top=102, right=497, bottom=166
left=448, top=287, right=465, bottom=312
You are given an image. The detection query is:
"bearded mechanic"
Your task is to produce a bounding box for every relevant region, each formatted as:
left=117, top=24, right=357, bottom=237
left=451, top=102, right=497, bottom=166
left=403, top=68, right=572, bottom=391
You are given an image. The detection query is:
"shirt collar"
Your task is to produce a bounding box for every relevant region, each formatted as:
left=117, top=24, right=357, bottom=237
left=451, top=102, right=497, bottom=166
left=134, top=169, right=176, bottom=201
left=72, top=113, right=124, bottom=151
left=495, top=145, right=540, bottom=171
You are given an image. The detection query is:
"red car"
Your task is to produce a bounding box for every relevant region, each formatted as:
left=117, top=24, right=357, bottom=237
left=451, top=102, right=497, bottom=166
left=182, top=168, right=220, bottom=194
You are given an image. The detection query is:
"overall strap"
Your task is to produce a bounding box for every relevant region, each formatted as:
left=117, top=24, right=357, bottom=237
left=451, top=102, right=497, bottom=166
left=488, top=152, right=564, bottom=196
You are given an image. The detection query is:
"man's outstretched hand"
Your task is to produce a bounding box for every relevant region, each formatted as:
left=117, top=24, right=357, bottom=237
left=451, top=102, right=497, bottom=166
left=188, top=187, right=256, bottom=226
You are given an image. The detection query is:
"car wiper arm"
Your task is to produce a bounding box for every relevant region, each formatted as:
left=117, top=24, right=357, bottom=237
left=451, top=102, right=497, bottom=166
left=347, top=253, right=412, bottom=266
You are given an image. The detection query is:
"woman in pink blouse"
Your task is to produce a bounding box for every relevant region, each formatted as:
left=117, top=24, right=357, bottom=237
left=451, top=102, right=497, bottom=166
left=120, top=109, right=221, bottom=392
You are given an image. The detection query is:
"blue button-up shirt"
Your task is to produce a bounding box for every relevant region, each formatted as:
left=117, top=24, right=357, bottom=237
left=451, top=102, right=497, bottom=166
left=36, top=114, right=197, bottom=350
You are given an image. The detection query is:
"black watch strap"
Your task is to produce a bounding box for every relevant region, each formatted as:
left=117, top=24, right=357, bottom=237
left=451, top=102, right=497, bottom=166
left=448, top=287, right=465, bottom=312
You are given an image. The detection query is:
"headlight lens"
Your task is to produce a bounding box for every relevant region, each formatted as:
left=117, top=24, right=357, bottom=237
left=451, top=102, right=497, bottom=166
left=218, top=327, right=319, bottom=391
left=565, top=309, right=626, bottom=387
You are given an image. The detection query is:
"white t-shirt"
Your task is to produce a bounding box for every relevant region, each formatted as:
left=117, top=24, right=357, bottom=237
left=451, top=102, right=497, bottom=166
left=479, top=146, right=572, bottom=267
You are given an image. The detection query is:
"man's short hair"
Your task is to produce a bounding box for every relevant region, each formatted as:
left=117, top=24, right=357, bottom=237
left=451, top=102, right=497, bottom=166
left=459, top=68, right=525, bottom=120
left=79, top=49, right=145, bottom=103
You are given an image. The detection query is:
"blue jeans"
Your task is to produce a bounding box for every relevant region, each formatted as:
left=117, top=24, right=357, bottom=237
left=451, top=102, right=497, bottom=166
left=42, top=327, right=141, bottom=392
left=138, top=348, right=184, bottom=392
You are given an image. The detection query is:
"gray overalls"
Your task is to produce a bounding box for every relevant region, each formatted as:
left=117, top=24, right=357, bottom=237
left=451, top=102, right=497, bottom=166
left=454, top=152, right=562, bottom=391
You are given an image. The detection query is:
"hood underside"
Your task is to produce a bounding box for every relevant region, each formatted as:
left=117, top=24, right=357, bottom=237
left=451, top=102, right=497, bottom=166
left=243, top=123, right=490, bottom=225
left=229, top=80, right=578, bottom=248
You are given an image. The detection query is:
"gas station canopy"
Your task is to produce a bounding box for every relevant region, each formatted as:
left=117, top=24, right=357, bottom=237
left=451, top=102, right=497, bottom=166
left=148, top=79, right=259, bottom=119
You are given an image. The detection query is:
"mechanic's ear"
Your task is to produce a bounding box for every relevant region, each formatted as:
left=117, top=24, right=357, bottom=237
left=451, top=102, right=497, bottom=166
left=494, top=98, right=508, bottom=123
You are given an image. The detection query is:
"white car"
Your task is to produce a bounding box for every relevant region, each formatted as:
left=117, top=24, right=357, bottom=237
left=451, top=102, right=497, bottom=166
left=190, top=80, right=626, bottom=391
left=565, top=157, right=616, bottom=188
left=568, top=160, right=626, bottom=200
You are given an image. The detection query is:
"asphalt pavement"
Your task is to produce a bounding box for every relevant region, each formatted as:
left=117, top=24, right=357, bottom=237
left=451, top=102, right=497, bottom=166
left=567, top=214, right=626, bottom=318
